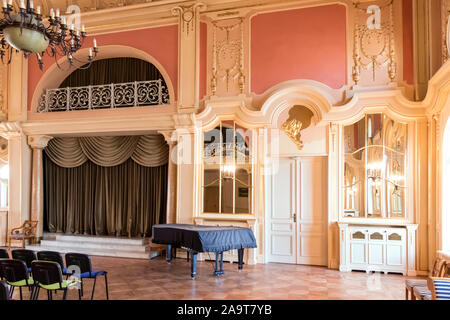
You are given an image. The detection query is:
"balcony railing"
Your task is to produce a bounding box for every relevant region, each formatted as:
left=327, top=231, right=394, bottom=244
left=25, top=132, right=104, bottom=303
left=37, top=79, right=170, bottom=113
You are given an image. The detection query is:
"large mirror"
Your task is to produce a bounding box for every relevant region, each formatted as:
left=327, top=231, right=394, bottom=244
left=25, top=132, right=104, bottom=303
left=203, top=121, right=253, bottom=214
left=343, top=114, right=407, bottom=218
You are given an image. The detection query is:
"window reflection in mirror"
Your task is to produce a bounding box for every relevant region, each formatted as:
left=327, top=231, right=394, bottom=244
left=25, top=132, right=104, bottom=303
left=343, top=114, right=407, bottom=219
left=203, top=121, right=253, bottom=214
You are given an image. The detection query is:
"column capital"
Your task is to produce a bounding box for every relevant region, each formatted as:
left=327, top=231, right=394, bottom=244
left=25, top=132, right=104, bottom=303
left=0, top=121, right=23, bottom=139
left=28, top=135, right=53, bottom=149
left=171, top=2, right=206, bottom=38
left=158, top=130, right=178, bottom=145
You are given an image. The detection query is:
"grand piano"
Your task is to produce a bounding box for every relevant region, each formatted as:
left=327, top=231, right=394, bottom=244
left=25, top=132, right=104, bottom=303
left=152, top=224, right=257, bottom=278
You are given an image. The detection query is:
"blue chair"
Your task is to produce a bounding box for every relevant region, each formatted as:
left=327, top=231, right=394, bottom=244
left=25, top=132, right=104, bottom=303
left=0, top=281, right=9, bottom=300
left=11, top=249, right=36, bottom=274
left=65, top=253, right=109, bottom=300
left=429, top=277, right=450, bottom=300
left=36, top=251, right=68, bottom=275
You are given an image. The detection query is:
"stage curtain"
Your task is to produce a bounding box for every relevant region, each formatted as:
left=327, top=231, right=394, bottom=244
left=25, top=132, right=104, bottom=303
left=59, top=57, right=165, bottom=88
left=45, top=134, right=168, bottom=168
left=43, top=156, right=168, bottom=237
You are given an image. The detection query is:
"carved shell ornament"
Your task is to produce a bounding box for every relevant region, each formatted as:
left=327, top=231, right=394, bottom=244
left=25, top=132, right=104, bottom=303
left=281, top=106, right=314, bottom=150
left=282, top=119, right=304, bottom=150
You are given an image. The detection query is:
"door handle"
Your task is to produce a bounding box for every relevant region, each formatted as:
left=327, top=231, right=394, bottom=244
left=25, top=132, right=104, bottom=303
left=293, top=213, right=296, bottom=223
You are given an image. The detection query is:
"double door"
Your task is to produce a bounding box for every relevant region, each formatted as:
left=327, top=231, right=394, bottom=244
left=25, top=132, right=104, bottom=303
left=267, top=157, right=328, bottom=265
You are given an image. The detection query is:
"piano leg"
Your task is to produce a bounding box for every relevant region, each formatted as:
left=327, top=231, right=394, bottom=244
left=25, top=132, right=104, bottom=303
left=190, top=251, right=198, bottom=279
left=214, top=251, right=225, bottom=276
left=167, top=245, right=172, bottom=262
left=238, top=248, right=244, bottom=270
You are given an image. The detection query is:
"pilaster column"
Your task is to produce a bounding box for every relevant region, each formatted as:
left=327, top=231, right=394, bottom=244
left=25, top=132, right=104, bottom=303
left=0, top=123, right=32, bottom=244
left=172, top=2, right=206, bottom=112
left=412, top=0, right=431, bottom=100
left=338, top=223, right=350, bottom=272
left=6, top=53, right=27, bottom=122
left=159, top=130, right=178, bottom=224
left=406, top=224, right=419, bottom=276
left=28, top=135, right=53, bottom=241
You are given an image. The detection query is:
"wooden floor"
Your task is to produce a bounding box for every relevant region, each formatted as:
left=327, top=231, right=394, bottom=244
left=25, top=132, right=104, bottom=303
left=4, top=253, right=417, bottom=300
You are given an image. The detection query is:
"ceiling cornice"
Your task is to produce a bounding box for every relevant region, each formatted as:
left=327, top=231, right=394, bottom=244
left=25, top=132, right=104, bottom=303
left=41, top=0, right=344, bottom=35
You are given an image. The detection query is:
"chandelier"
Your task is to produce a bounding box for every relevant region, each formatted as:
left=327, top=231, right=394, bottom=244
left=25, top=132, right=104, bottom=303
left=0, top=0, right=98, bottom=70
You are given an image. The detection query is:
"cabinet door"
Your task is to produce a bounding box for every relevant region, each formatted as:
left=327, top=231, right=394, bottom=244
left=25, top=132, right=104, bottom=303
left=349, top=229, right=367, bottom=265
left=386, top=229, right=406, bottom=267
left=368, top=229, right=386, bottom=266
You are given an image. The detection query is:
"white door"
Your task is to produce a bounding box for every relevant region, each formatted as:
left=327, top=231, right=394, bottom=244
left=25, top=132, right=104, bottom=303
left=297, top=157, right=328, bottom=266
left=267, top=158, right=297, bottom=263
left=267, top=157, right=328, bottom=266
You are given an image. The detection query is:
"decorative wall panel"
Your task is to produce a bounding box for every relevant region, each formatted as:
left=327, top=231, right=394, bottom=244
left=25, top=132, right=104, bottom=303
left=210, top=18, right=245, bottom=96
left=352, top=0, right=397, bottom=86
left=250, top=4, right=347, bottom=94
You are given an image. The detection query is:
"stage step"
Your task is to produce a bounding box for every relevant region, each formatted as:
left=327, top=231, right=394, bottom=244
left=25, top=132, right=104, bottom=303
left=52, top=233, right=148, bottom=246
left=25, top=233, right=160, bottom=260
left=39, top=240, right=149, bottom=253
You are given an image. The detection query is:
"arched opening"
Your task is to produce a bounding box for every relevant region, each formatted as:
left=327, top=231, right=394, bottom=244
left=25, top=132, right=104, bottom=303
left=31, top=45, right=176, bottom=112
left=39, top=57, right=170, bottom=112
left=442, top=119, right=450, bottom=251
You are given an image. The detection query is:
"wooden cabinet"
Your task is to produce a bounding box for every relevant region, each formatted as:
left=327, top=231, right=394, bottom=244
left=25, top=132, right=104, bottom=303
left=339, top=224, right=413, bottom=275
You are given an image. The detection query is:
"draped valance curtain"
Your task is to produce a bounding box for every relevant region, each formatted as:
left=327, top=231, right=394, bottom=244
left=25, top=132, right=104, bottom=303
left=43, top=134, right=169, bottom=238
left=45, top=135, right=169, bottom=168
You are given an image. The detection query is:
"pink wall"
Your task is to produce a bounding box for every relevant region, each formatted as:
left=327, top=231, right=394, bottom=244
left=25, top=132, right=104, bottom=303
left=28, top=25, right=178, bottom=110
left=250, top=4, right=347, bottom=94
left=402, top=0, right=414, bottom=85
left=200, top=22, right=207, bottom=100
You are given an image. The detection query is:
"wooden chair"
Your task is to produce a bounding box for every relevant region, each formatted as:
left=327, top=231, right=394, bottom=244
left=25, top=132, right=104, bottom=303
left=428, top=277, right=450, bottom=300
left=7, top=220, right=38, bottom=249
left=412, top=260, right=449, bottom=300
left=405, top=257, right=446, bottom=300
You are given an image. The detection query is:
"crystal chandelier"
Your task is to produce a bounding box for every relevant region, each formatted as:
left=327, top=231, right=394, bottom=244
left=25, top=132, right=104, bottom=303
left=0, top=0, right=98, bottom=70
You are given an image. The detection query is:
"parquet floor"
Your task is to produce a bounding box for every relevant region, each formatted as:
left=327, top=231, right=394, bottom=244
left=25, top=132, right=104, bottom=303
left=3, top=253, right=417, bottom=300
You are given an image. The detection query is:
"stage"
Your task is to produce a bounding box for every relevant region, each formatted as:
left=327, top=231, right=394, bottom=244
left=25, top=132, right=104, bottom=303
left=25, top=233, right=161, bottom=260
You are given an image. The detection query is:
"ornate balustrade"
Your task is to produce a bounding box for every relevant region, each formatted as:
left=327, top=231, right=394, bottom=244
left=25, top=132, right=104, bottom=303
left=37, top=79, right=170, bottom=112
